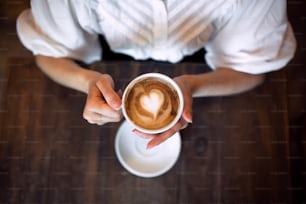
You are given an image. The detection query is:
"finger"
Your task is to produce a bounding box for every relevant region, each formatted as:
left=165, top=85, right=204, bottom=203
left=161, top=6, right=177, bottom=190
left=86, top=86, right=116, bottom=117
left=87, top=88, right=122, bottom=118
left=146, top=131, right=174, bottom=149
left=182, top=96, right=193, bottom=123
left=182, top=110, right=193, bottom=124
left=96, top=80, right=121, bottom=110
left=87, top=119, right=106, bottom=126
left=85, top=113, right=122, bottom=125
left=89, top=105, right=122, bottom=119
left=146, top=119, right=186, bottom=149
left=180, top=122, right=188, bottom=130
left=132, top=129, right=155, bottom=139
left=88, top=116, right=121, bottom=125
left=173, top=77, right=193, bottom=123
left=84, top=108, right=122, bottom=124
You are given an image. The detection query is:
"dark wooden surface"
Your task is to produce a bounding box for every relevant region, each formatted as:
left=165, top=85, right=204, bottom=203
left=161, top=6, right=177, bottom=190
left=0, top=59, right=298, bottom=204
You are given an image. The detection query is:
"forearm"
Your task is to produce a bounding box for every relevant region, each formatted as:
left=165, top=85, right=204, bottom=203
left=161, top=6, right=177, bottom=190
left=183, top=68, right=265, bottom=97
left=35, top=55, right=102, bottom=94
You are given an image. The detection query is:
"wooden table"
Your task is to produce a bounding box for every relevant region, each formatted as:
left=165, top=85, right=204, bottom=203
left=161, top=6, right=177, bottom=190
left=0, top=58, right=292, bottom=203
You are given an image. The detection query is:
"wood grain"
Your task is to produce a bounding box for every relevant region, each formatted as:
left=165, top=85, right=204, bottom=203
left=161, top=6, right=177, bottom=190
left=0, top=59, right=293, bottom=204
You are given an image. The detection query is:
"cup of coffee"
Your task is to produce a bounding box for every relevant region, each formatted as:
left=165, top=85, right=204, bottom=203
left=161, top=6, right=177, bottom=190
left=122, top=73, right=184, bottom=134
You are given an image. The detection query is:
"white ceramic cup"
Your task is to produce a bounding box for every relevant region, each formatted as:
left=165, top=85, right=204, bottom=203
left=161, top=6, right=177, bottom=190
left=122, top=73, right=184, bottom=134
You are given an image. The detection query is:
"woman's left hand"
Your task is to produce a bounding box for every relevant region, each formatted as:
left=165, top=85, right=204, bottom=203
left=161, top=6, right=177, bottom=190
left=133, top=75, right=193, bottom=149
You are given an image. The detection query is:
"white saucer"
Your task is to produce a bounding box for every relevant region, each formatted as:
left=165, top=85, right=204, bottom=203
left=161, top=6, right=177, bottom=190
left=115, top=121, right=181, bottom=178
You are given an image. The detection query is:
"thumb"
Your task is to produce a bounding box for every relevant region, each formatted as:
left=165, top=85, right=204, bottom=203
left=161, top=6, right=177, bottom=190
left=182, top=97, right=193, bottom=123
left=182, top=108, right=193, bottom=123
left=96, top=80, right=122, bottom=110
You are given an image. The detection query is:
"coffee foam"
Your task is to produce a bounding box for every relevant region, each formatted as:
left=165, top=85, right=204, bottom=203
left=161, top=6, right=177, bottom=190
left=125, top=78, right=179, bottom=130
left=140, top=89, right=164, bottom=119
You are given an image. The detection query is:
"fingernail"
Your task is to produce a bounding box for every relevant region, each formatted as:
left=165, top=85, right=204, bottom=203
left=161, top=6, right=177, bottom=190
left=113, top=101, right=122, bottom=110
left=184, top=113, right=193, bottom=123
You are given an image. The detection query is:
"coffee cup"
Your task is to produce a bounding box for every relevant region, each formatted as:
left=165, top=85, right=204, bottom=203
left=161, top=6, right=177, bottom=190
left=122, top=73, right=184, bottom=134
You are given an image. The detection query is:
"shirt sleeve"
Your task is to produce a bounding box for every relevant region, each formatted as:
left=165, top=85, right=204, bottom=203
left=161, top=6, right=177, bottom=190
left=16, top=0, right=101, bottom=64
left=204, top=0, right=296, bottom=74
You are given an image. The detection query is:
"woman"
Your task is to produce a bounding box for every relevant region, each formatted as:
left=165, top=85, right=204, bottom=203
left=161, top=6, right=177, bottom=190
left=17, top=0, right=296, bottom=148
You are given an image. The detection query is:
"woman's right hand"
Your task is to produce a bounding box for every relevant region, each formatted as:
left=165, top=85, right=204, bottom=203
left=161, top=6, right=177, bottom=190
left=83, top=74, right=122, bottom=125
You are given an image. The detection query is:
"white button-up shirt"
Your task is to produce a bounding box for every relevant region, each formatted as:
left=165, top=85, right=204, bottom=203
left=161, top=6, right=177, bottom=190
left=17, top=0, right=296, bottom=74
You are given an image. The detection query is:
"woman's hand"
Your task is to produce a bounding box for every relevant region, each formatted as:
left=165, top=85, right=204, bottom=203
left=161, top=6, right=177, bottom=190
left=133, top=75, right=193, bottom=149
left=83, top=74, right=122, bottom=125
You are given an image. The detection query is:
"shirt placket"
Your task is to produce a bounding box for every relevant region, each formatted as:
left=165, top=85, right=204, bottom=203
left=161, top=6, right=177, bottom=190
left=152, top=0, right=168, bottom=50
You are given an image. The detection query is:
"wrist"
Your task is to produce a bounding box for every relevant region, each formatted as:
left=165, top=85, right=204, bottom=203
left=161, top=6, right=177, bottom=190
left=176, top=75, right=198, bottom=96
left=82, top=70, right=104, bottom=94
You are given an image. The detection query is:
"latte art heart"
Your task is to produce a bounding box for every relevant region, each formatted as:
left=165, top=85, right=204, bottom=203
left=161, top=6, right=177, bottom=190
left=124, top=77, right=180, bottom=131
left=140, top=89, right=164, bottom=119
